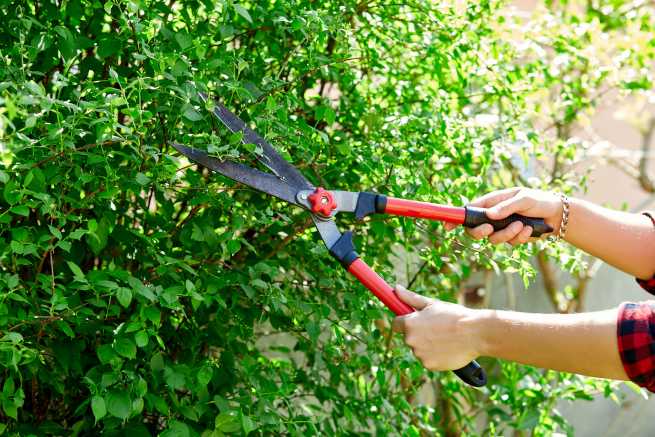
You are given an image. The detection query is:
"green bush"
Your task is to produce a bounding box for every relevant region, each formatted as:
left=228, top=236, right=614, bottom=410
left=1, top=0, right=653, bottom=435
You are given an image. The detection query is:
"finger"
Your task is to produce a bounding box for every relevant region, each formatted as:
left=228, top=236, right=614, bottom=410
left=508, top=225, right=533, bottom=246
left=466, top=223, right=493, bottom=240
left=486, top=195, right=535, bottom=220
left=444, top=222, right=458, bottom=231
left=391, top=312, right=419, bottom=333
left=488, top=221, right=524, bottom=244
left=391, top=316, right=406, bottom=333
left=395, top=284, right=432, bottom=310
left=468, top=187, right=521, bottom=208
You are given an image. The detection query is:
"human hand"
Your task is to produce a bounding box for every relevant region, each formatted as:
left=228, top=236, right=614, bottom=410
left=391, top=285, right=484, bottom=371
left=444, top=187, right=562, bottom=245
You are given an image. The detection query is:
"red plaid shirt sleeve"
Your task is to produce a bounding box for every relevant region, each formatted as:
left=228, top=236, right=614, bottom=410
left=617, top=302, right=655, bottom=391
left=617, top=212, right=655, bottom=391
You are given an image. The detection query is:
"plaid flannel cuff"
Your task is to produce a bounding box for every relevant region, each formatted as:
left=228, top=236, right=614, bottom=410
left=617, top=301, right=655, bottom=392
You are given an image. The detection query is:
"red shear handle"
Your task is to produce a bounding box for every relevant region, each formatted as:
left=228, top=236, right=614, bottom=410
left=347, top=258, right=413, bottom=315
left=384, top=197, right=466, bottom=224
left=347, top=257, right=487, bottom=387
left=382, top=197, right=552, bottom=238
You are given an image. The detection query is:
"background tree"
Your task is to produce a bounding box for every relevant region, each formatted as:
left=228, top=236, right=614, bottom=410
left=0, top=0, right=654, bottom=435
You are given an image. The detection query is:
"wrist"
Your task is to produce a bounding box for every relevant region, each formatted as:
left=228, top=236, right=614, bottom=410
left=463, top=308, right=499, bottom=358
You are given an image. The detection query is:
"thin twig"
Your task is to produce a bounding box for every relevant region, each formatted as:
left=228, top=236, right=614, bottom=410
left=172, top=204, right=204, bottom=235
left=407, top=259, right=428, bottom=289
left=49, top=250, right=55, bottom=295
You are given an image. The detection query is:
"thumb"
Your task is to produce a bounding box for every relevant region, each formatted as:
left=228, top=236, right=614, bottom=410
left=394, top=284, right=432, bottom=310
left=486, top=195, right=533, bottom=220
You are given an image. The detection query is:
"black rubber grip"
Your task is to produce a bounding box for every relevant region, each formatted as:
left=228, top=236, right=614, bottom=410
left=454, top=360, right=487, bottom=387
left=464, top=206, right=553, bottom=238
left=328, top=231, right=359, bottom=268
left=354, top=193, right=388, bottom=220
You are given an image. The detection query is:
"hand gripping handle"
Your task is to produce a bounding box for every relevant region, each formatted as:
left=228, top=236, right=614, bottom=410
left=347, top=258, right=487, bottom=387
left=464, top=206, right=553, bottom=238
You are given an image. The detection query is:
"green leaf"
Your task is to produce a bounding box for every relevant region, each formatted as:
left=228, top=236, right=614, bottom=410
left=143, top=306, right=161, bottom=325
left=135, top=172, right=150, bottom=186
left=227, top=239, right=241, bottom=256
left=135, top=331, right=149, bottom=348
left=117, top=287, right=133, bottom=308
left=161, top=420, right=190, bottom=437
left=3, top=377, right=14, bottom=396
left=175, top=33, right=193, bottom=50
left=54, top=25, right=76, bottom=60
left=251, top=278, right=267, bottom=289
left=2, top=332, right=23, bottom=343
left=91, top=396, right=107, bottom=422
left=48, top=225, right=62, bottom=239
left=3, top=181, right=20, bottom=205
left=516, top=408, right=540, bottom=430
left=164, top=367, right=185, bottom=390
left=216, top=411, right=240, bottom=432
left=7, top=275, right=19, bottom=289
left=67, top=261, right=85, bottom=281
left=233, top=4, right=253, bottom=24
left=2, top=400, right=17, bottom=420
left=97, top=344, right=117, bottom=364
left=9, top=205, right=29, bottom=217
left=57, top=240, right=72, bottom=252
left=57, top=320, right=75, bottom=338
left=182, top=105, right=203, bottom=121
left=197, top=366, right=213, bottom=385
left=106, top=390, right=131, bottom=420
left=96, top=280, right=118, bottom=290
left=241, top=412, right=256, bottom=435
left=86, top=217, right=110, bottom=255
left=128, top=277, right=157, bottom=301
left=115, top=338, right=137, bottom=359
left=69, top=229, right=87, bottom=240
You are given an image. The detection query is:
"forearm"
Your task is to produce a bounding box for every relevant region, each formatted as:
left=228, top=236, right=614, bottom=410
left=473, top=307, right=627, bottom=380
left=564, top=198, right=655, bottom=279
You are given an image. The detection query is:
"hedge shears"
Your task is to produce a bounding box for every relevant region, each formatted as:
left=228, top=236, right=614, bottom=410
left=172, top=94, right=552, bottom=388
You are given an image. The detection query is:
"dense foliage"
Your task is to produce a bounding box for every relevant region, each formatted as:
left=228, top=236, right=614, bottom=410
left=1, top=0, right=654, bottom=435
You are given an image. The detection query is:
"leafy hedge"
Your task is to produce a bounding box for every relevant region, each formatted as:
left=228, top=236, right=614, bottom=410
left=1, top=0, right=653, bottom=435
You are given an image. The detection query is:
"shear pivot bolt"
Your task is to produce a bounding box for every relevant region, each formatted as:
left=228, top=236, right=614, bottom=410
left=308, top=187, right=337, bottom=217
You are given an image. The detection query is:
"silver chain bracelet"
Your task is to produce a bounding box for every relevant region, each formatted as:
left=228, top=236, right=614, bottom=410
left=557, top=193, right=570, bottom=240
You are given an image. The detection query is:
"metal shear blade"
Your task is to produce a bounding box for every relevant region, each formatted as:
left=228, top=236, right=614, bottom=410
left=198, top=92, right=311, bottom=191
left=171, top=143, right=303, bottom=207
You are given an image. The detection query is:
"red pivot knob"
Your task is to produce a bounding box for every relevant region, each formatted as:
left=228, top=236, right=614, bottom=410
left=308, top=187, right=337, bottom=217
